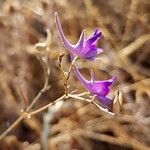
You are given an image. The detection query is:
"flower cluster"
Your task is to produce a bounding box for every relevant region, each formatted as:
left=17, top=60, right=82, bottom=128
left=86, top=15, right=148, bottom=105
left=54, top=12, right=115, bottom=112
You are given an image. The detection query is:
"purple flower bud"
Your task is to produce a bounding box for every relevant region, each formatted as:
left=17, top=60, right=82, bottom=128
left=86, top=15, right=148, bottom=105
left=73, top=65, right=116, bottom=110
left=54, top=12, right=103, bottom=60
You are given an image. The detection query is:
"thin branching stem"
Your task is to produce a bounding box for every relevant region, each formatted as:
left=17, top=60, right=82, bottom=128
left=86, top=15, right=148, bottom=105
left=58, top=54, right=78, bottom=96
left=0, top=55, right=50, bottom=141
left=26, top=56, right=50, bottom=112
left=64, top=56, right=78, bottom=95
left=0, top=90, right=112, bottom=141
left=16, top=79, right=29, bottom=109
left=30, top=94, right=67, bottom=116
left=0, top=116, right=24, bottom=141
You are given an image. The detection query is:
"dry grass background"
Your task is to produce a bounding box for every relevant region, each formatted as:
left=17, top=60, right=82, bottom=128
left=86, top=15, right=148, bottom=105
left=0, top=0, right=149, bottom=149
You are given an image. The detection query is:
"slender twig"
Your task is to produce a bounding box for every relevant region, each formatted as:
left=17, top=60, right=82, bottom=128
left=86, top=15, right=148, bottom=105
left=26, top=56, right=50, bottom=112
left=30, top=94, right=67, bottom=116
left=68, top=94, right=114, bottom=115
left=58, top=54, right=78, bottom=95
left=68, top=94, right=92, bottom=102
left=30, top=93, right=92, bottom=116
left=66, top=56, right=78, bottom=80
left=16, top=79, right=29, bottom=109
left=58, top=52, right=66, bottom=81
left=64, top=56, right=78, bottom=95
left=71, top=92, right=90, bottom=97
left=0, top=116, right=24, bottom=141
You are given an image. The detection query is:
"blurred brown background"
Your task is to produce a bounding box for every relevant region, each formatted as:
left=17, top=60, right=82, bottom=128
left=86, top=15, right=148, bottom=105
left=0, top=0, right=149, bottom=149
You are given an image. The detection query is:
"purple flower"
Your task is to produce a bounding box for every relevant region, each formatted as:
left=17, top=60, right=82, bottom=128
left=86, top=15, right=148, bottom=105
left=73, top=65, right=116, bottom=110
left=54, top=12, right=103, bottom=60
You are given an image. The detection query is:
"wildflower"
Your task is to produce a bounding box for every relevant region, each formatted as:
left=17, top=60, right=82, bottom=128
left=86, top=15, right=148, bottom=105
left=73, top=65, right=116, bottom=110
left=54, top=12, right=103, bottom=60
